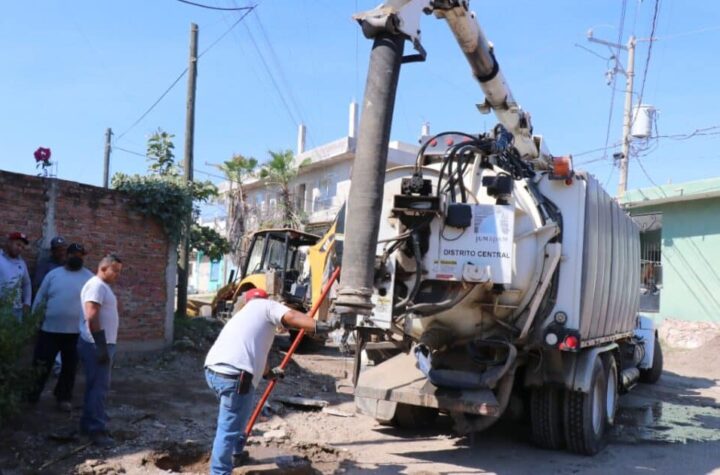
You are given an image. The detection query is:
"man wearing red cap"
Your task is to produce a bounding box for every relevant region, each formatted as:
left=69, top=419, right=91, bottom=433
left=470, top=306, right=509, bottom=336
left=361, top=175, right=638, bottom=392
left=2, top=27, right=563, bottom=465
left=0, top=232, right=32, bottom=321
left=204, top=289, right=332, bottom=474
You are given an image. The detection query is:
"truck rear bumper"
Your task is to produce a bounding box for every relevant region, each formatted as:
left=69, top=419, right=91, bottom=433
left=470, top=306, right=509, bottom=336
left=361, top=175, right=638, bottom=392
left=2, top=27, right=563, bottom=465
left=354, top=351, right=500, bottom=420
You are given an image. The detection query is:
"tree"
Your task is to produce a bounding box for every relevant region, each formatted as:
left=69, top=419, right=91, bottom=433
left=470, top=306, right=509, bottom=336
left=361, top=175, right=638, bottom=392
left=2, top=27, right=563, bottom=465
left=146, top=128, right=180, bottom=177
left=218, top=154, right=257, bottom=266
left=259, top=149, right=310, bottom=227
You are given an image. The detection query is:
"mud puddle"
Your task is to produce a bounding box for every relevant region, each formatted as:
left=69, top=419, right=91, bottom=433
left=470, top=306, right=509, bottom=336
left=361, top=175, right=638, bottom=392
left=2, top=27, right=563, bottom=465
left=613, top=395, right=720, bottom=444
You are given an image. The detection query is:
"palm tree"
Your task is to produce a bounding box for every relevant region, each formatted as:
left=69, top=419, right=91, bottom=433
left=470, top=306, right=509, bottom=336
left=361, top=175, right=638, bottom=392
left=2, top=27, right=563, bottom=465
left=219, top=154, right=257, bottom=266
left=259, top=149, right=310, bottom=227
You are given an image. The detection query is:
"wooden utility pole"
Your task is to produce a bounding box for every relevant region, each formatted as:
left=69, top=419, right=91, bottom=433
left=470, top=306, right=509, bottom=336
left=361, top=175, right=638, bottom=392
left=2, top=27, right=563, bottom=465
left=587, top=31, right=637, bottom=197
left=617, top=36, right=636, bottom=198
left=177, top=22, right=198, bottom=317
left=103, top=128, right=112, bottom=188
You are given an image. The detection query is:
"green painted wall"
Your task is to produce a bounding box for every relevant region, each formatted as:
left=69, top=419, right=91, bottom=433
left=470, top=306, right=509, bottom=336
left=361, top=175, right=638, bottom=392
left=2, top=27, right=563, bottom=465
left=632, top=198, right=720, bottom=322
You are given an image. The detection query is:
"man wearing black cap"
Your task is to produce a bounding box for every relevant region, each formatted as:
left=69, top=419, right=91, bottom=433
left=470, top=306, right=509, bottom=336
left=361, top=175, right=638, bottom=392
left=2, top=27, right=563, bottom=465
left=28, top=244, right=93, bottom=411
left=0, top=232, right=32, bottom=321
left=33, top=236, right=67, bottom=296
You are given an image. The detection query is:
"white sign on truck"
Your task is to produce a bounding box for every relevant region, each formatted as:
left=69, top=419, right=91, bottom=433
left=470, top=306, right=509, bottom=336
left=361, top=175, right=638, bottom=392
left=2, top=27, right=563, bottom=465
left=428, top=204, right=514, bottom=284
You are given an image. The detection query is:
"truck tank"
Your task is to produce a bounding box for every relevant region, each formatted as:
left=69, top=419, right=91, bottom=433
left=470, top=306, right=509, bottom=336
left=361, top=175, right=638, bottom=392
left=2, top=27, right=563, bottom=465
left=367, top=134, right=640, bottom=349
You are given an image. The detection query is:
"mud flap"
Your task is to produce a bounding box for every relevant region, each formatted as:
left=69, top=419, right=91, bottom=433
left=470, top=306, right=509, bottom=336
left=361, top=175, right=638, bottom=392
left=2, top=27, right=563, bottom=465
left=354, top=351, right=500, bottom=418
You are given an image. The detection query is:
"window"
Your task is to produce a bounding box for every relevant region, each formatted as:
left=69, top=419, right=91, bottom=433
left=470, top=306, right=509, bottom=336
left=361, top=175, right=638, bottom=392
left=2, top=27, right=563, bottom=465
left=313, top=175, right=337, bottom=212
left=265, top=238, right=286, bottom=269
left=296, top=183, right=307, bottom=212
left=244, top=234, right=266, bottom=276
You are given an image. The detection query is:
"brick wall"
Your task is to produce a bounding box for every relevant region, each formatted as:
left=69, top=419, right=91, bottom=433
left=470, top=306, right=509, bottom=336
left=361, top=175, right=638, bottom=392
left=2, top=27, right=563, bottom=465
left=0, top=170, right=175, bottom=350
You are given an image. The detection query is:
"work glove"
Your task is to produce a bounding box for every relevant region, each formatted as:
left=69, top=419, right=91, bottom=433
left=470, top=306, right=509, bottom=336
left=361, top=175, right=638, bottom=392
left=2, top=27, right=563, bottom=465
left=92, top=330, right=110, bottom=365
left=264, top=366, right=285, bottom=381
left=314, top=320, right=335, bottom=336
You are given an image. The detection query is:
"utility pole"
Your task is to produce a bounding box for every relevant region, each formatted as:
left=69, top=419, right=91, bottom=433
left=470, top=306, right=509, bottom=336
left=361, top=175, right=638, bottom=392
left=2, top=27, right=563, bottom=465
left=618, top=36, right=636, bottom=198
left=177, top=22, right=198, bottom=317
left=103, top=128, right=113, bottom=188
left=587, top=31, right=636, bottom=197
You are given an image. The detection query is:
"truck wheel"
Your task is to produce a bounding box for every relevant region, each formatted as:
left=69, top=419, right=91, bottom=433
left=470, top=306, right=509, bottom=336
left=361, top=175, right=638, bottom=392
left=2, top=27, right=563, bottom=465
left=392, top=403, right=439, bottom=429
left=603, top=354, right=619, bottom=426
left=563, top=358, right=608, bottom=455
left=530, top=386, right=565, bottom=450
left=639, top=337, right=663, bottom=384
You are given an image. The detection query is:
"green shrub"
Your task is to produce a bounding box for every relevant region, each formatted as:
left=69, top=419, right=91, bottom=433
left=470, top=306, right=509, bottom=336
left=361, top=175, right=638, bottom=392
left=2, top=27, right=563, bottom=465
left=0, top=290, right=42, bottom=423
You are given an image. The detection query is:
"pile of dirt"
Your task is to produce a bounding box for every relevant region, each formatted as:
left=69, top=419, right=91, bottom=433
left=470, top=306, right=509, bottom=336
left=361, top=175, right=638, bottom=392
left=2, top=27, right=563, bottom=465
left=659, top=319, right=720, bottom=349
left=664, top=334, right=720, bottom=380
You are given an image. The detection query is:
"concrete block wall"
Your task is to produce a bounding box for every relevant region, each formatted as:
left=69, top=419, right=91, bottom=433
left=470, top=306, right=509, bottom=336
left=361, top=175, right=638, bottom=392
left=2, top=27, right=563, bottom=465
left=0, top=170, right=176, bottom=351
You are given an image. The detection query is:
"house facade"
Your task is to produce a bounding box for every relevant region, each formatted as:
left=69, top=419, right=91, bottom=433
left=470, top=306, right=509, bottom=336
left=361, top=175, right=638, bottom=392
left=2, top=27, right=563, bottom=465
left=622, top=177, right=720, bottom=323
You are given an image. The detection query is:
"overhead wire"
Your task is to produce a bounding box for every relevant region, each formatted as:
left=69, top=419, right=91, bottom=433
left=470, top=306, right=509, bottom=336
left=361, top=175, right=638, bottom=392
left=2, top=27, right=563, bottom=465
left=598, top=0, right=629, bottom=164
left=114, top=5, right=256, bottom=142
left=632, top=0, right=661, bottom=125
left=175, top=0, right=253, bottom=11
left=113, top=145, right=240, bottom=184
left=626, top=0, right=662, bottom=189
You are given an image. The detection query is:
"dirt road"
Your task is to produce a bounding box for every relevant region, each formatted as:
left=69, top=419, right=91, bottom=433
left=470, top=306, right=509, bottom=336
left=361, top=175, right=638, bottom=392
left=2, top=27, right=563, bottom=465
left=1, top=332, right=719, bottom=475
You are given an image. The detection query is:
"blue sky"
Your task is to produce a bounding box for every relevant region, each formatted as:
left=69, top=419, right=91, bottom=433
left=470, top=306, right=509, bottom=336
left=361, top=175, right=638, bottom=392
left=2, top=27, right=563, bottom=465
left=2, top=0, right=719, bottom=209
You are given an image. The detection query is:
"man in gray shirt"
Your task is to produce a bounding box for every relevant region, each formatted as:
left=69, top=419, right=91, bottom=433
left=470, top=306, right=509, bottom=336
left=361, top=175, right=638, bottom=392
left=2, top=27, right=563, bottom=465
left=0, top=232, right=32, bottom=321
left=32, top=236, right=66, bottom=296
left=28, top=243, right=93, bottom=411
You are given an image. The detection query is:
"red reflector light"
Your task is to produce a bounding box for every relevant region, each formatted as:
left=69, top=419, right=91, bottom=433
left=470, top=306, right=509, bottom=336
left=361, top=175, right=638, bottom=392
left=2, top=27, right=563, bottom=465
left=430, top=139, right=438, bottom=147
left=561, top=335, right=579, bottom=350
left=446, top=138, right=454, bottom=146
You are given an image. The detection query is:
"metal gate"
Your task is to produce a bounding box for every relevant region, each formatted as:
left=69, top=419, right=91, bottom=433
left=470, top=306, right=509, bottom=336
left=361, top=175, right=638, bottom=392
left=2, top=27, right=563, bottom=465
left=634, top=213, right=662, bottom=312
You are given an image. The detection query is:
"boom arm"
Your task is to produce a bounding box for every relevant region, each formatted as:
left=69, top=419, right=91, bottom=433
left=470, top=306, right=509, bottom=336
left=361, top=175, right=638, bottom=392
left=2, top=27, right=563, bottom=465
left=354, top=0, right=552, bottom=166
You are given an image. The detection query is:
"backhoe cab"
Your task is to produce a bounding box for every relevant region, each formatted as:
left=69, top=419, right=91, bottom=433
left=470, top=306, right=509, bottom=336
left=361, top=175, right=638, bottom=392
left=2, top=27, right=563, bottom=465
left=212, top=229, right=320, bottom=320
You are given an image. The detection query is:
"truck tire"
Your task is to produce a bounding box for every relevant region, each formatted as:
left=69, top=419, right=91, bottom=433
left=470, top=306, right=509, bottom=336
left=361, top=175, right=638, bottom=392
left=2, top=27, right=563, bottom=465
left=639, top=337, right=663, bottom=384
left=530, top=386, right=565, bottom=450
left=392, top=403, right=439, bottom=429
left=563, top=357, right=608, bottom=455
left=603, top=354, right=619, bottom=426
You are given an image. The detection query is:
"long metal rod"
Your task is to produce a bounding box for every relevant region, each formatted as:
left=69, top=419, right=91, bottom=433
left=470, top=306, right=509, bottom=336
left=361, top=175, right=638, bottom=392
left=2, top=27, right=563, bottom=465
left=244, top=266, right=342, bottom=437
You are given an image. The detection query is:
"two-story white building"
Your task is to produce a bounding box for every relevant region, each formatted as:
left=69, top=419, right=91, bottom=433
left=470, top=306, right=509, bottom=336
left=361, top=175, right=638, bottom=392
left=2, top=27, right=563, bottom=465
left=242, top=102, right=419, bottom=232
left=189, top=102, right=420, bottom=294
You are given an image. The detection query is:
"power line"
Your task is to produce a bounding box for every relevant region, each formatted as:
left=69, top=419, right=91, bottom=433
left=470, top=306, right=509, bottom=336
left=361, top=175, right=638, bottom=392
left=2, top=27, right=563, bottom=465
left=175, top=0, right=253, bottom=11
left=198, top=6, right=255, bottom=58
left=573, top=141, right=622, bottom=158
left=113, top=146, right=237, bottom=183
left=654, top=24, right=720, bottom=40
left=241, top=18, right=299, bottom=126
left=115, top=69, right=188, bottom=142
left=635, top=156, right=667, bottom=196
left=634, top=0, right=661, bottom=113
left=113, top=146, right=146, bottom=158
left=600, top=0, right=629, bottom=164
left=573, top=43, right=612, bottom=61
left=115, top=7, right=256, bottom=142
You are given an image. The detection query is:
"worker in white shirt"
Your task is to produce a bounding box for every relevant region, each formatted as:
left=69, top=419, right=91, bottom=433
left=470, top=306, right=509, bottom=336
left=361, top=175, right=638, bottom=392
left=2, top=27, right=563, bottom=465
left=204, top=288, right=332, bottom=475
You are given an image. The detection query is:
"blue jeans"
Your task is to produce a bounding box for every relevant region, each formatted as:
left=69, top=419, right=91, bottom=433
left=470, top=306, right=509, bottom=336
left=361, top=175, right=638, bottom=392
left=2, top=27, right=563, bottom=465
left=77, top=338, right=116, bottom=434
left=205, top=368, right=256, bottom=475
